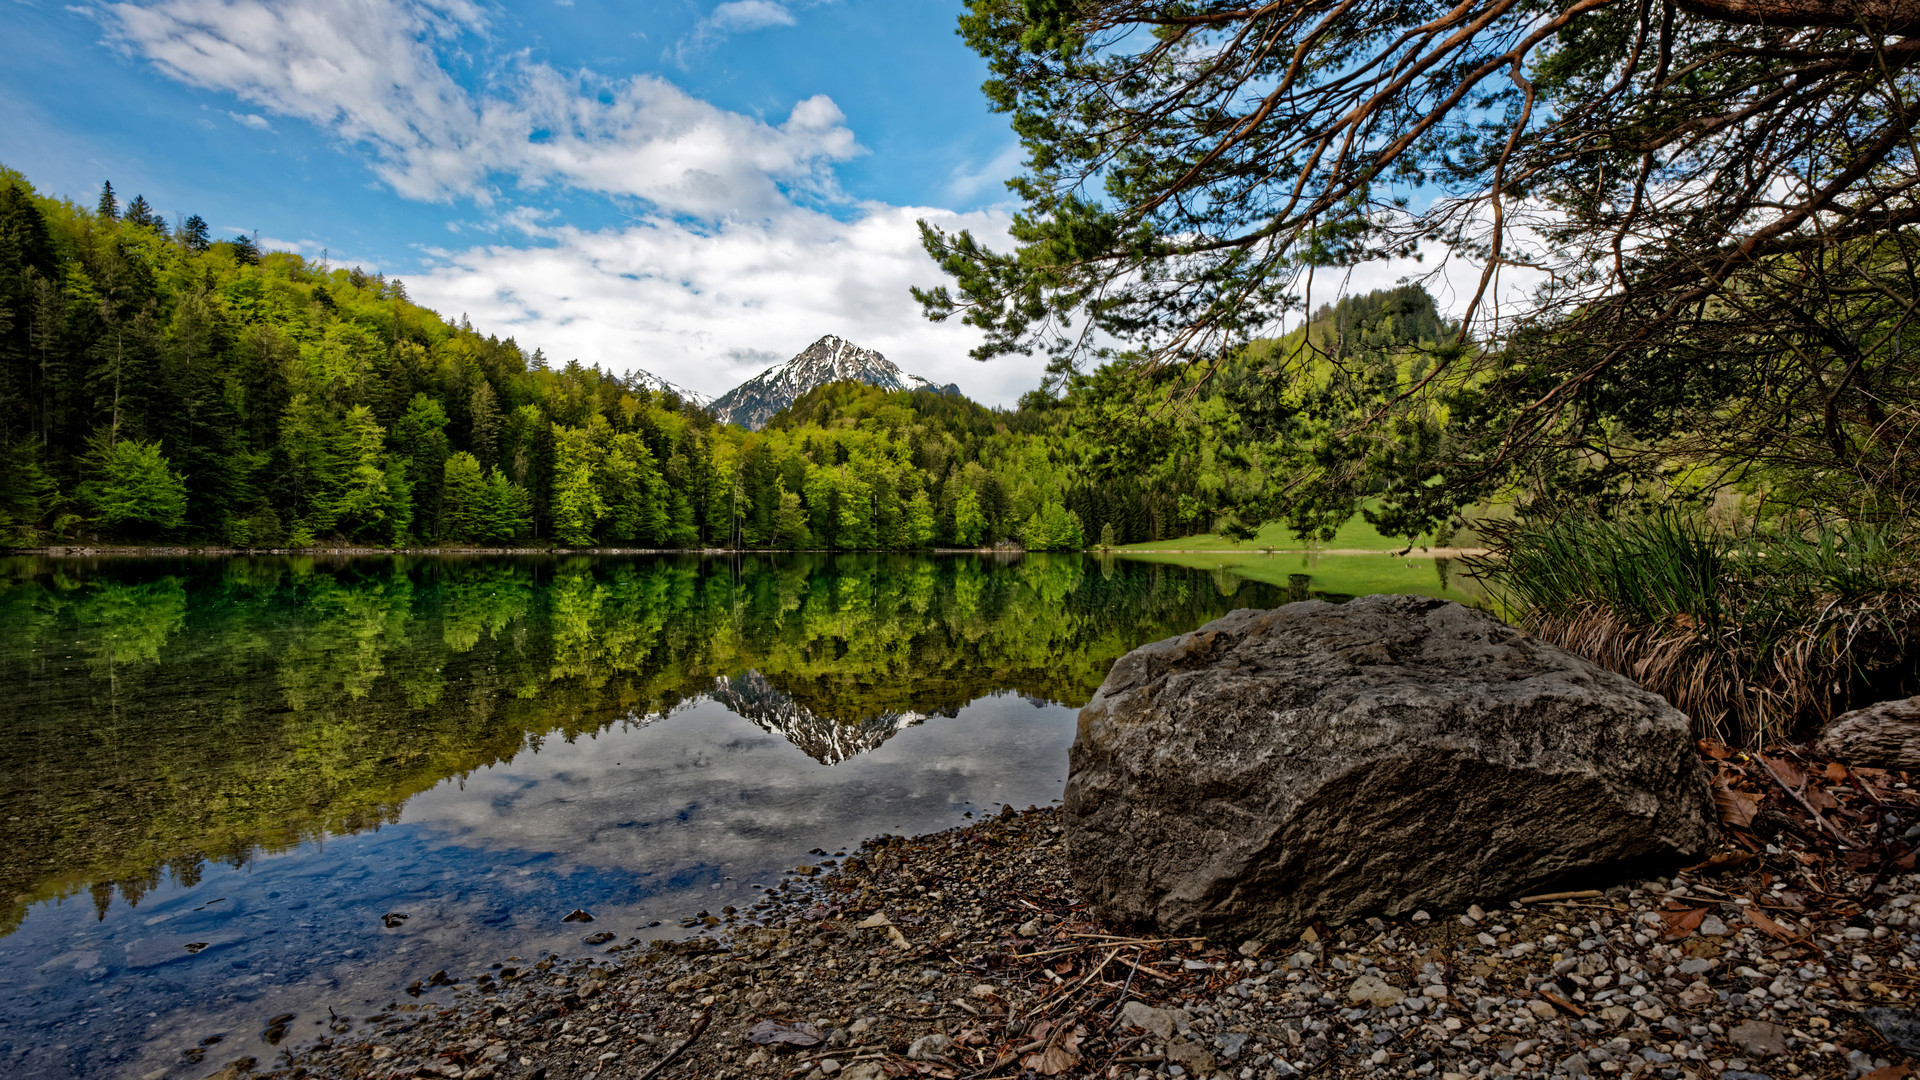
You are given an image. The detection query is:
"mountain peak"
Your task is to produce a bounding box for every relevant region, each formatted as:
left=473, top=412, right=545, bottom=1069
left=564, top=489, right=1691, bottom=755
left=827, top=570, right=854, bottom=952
left=709, top=335, right=951, bottom=429
left=626, top=368, right=711, bottom=409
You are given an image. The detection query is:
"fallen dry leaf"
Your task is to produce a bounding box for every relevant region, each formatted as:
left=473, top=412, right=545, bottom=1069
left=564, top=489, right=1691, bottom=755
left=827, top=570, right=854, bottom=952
left=1763, top=755, right=1808, bottom=790
left=1745, top=909, right=1804, bottom=945
left=1713, top=778, right=1764, bottom=828
left=1659, top=906, right=1709, bottom=941
left=1022, top=1028, right=1082, bottom=1076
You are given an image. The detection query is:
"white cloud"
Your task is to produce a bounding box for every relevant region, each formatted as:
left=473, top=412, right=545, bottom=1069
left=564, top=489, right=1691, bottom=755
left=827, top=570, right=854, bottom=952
left=944, top=140, right=1024, bottom=206
left=708, top=0, right=795, bottom=31
left=227, top=110, right=270, bottom=130
left=674, top=0, right=796, bottom=64
left=409, top=202, right=1049, bottom=406
left=96, top=0, right=1046, bottom=404
left=99, top=0, right=860, bottom=213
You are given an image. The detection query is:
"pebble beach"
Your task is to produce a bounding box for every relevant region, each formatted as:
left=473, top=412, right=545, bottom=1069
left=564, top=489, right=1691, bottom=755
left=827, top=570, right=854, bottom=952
left=232, top=747, right=1920, bottom=1080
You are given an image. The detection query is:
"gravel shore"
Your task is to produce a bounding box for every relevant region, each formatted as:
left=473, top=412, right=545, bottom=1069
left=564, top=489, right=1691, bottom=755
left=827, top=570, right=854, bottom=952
left=238, top=751, right=1920, bottom=1080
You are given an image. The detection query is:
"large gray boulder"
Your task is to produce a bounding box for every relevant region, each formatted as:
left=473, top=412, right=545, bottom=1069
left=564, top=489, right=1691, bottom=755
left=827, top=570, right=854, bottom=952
left=1063, top=594, right=1719, bottom=938
left=1816, top=696, right=1920, bottom=769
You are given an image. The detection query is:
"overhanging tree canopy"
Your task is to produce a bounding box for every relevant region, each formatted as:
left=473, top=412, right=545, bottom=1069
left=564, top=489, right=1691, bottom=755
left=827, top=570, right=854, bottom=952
left=919, top=0, right=1920, bottom=531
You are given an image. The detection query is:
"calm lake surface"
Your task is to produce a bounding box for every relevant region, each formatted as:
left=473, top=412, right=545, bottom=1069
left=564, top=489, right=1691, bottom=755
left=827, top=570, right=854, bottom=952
left=0, top=551, right=1472, bottom=1079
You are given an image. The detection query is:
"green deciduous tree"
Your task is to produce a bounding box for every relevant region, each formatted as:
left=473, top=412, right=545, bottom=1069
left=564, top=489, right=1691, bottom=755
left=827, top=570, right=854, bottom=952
left=333, top=405, right=399, bottom=542
left=550, top=423, right=604, bottom=546
left=1021, top=500, right=1083, bottom=551
left=77, top=435, right=187, bottom=537
left=442, top=452, right=488, bottom=543
left=952, top=483, right=986, bottom=547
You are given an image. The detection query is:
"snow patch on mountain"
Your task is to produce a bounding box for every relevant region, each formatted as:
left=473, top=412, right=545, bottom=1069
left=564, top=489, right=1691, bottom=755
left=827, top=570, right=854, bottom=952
left=626, top=368, right=712, bottom=409
left=709, top=334, right=956, bottom=429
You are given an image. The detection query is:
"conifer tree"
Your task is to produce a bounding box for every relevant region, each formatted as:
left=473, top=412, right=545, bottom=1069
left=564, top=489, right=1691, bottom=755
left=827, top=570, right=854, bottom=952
left=180, top=215, right=211, bottom=252
left=483, top=467, right=531, bottom=542
left=469, top=381, right=503, bottom=468
left=96, top=181, right=117, bottom=221
left=122, top=196, right=160, bottom=231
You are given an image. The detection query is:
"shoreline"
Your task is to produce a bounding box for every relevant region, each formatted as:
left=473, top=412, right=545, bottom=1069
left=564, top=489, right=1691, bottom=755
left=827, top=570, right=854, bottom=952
left=1119, top=547, right=1491, bottom=558
left=241, top=750, right=1917, bottom=1080
left=5, top=545, right=1486, bottom=559
left=5, top=545, right=1025, bottom=558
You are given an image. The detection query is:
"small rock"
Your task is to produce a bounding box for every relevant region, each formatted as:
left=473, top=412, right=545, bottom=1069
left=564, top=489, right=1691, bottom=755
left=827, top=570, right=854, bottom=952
left=1016, top=920, right=1040, bottom=937
left=1166, top=1037, right=1217, bottom=1075
left=747, top=1020, right=825, bottom=1047
left=1561, top=1053, right=1591, bottom=1078
left=840, top=1065, right=885, bottom=1080
left=1729, top=1020, right=1787, bottom=1058
left=907, top=1033, right=952, bottom=1061
left=562, top=909, right=593, bottom=923
left=1122, top=1000, right=1177, bottom=1039
left=205, top=1059, right=258, bottom=1080
left=1699, top=915, right=1730, bottom=937
left=1347, top=974, right=1405, bottom=1008
left=818, top=1059, right=842, bottom=1075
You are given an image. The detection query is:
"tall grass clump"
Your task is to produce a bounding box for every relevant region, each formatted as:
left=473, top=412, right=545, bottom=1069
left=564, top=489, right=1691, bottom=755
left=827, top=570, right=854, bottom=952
left=1468, top=512, right=1919, bottom=747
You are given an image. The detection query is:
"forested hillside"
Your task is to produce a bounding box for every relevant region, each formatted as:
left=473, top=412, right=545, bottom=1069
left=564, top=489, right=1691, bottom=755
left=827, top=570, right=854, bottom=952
left=0, top=170, right=1100, bottom=550
left=0, top=169, right=1455, bottom=552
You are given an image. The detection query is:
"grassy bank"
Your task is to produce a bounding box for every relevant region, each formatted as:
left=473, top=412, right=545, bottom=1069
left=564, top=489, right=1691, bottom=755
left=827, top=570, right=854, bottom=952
left=1117, top=549, right=1486, bottom=605
left=1117, top=505, right=1506, bottom=553
left=1469, top=513, right=1920, bottom=747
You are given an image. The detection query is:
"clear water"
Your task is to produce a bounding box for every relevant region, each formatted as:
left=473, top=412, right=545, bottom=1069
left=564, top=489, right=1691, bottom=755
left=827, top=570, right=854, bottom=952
left=0, top=552, right=1312, bottom=1080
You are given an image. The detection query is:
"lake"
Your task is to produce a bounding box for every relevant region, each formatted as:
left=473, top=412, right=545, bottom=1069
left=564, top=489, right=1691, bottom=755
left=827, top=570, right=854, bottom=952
left=0, top=551, right=1475, bottom=1079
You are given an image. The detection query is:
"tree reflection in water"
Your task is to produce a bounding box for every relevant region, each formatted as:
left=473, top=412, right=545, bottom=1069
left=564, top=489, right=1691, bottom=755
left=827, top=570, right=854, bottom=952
left=0, top=552, right=1289, bottom=937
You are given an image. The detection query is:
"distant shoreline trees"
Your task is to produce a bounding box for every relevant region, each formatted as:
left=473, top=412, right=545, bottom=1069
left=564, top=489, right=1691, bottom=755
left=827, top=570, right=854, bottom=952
left=0, top=169, right=1133, bottom=552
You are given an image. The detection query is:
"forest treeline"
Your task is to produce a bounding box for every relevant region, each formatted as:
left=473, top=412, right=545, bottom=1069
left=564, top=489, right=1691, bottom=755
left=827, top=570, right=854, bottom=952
left=0, top=168, right=1445, bottom=551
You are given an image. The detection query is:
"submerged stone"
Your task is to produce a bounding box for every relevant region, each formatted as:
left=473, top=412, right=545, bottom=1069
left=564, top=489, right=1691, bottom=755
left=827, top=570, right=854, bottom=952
left=1062, top=594, right=1718, bottom=938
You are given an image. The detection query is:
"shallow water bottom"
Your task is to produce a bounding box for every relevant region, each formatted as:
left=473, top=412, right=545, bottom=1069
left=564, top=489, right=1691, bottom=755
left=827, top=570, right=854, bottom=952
left=0, top=691, right=1076, bottom=1080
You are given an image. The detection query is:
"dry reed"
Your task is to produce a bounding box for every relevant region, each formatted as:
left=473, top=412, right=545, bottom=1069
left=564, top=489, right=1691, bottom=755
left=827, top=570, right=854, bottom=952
left=1468, top=514, right=1920, bottom=747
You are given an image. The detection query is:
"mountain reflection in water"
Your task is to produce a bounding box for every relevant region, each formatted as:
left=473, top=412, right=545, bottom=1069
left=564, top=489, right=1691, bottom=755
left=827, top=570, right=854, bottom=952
left=0, top=551, right=1391, bottom=1079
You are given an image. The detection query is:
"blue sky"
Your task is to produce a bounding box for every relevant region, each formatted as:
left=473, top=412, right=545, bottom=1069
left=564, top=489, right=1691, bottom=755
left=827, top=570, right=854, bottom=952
left=0, top=0, right=1047, bottom=403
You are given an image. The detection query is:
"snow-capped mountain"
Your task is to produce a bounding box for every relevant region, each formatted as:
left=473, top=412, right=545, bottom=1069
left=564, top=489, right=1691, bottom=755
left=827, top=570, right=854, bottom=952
left=708, top=670, right=938, bottom=765
left=709, top=335, right=958, bottom=430
left=626, top=368, right=712, bottom=409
